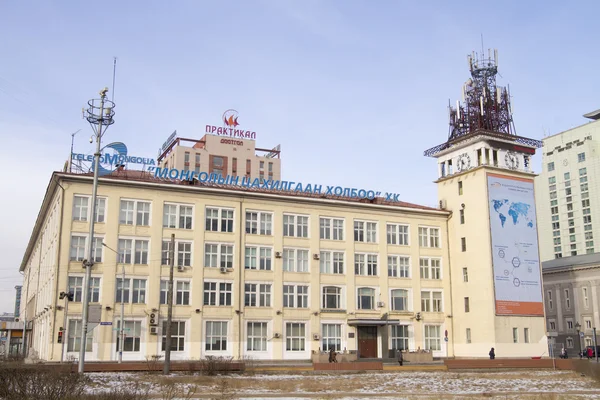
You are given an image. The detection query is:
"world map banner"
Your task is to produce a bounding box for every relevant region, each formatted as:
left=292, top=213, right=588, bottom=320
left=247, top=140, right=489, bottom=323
left=487, top=173, right=544, bottom=316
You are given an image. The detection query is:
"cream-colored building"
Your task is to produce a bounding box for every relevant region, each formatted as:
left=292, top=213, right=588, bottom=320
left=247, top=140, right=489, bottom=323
left=535, top=110, right=600, bottom=262
left=20, top=171, right=452, bottom=362
left=158, top=134, right=281, bottom=182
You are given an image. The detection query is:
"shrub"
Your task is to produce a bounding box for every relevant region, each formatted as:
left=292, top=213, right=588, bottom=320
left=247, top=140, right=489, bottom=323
left=0, top=364, right=88, bottom=400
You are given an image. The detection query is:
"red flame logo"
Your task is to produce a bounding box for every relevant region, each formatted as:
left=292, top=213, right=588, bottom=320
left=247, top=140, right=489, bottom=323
left=223, top=109, right=239, bottom=127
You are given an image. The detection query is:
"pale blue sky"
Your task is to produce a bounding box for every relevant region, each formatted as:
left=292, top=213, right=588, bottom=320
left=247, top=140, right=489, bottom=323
left=0, top=0, right=598, bottom=313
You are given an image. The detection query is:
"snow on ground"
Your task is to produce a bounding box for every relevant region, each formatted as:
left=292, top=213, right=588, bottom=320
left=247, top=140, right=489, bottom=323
left=86, top=370, right=600, bottom=398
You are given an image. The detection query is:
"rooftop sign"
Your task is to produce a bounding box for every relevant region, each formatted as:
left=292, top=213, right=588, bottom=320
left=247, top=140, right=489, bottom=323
left=158, top=130, right=177, bottom=157
left=72, top=142, right=156, bottom=176
left=205, top=109, right=256, bottom=140
left=148, top=166, right=402, bottom=202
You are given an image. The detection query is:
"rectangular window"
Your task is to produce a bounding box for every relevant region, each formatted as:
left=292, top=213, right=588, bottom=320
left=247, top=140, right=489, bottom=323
left=580, top=167, right=587, bottom=176
left=247, top=322, right=267, bottom=352
left=391, top=289, right=408, bottom=311
left=161, top=240, right=193, bottom=267
left=283, top=248, right=309, bottom=272
left=565, top=289, right=571, bottom=309
left=567, top=320, right=573, bottom=330
left=67, top=319, right=92, bottom=352
left=583, top=287, right=589, bottom=308
left=320, top=217, right=344, bottom=240
left=116, top=321, right=142, bottom=352
left=512, top=327, right=518, bottom=343
left=204, top=243, right=233, bottom=269
left=421, top=291, right=443, bottom=312
left=118, top=238, right=149, bottom=265
left=388, top=255, right=410, bottom=278
left=354, top=253, right=378, bottom=276
left=322, top=286, right=342, bottom=309
left=67, top=276, right=100, bottom=303
left=564, top=172, right=571, bottom=180
left=246, top=159, right=251, bottom=177
left=387, top=223, right=409, bottom=245
left=391, top=325, right=409, bottom=350
left=244, top=283, right=272, bottom=307
left=586, top=320, right=592, bottom=329
left=120, top=200, right=151, bottom=226
left=205, top=321, right=228, bottom=351
left=319, top=251, right=344, bottom=274
left=205, top=207, right=234, bottom=233
left=357, top=287, right=375, bottom=310
left=195, top=154, right=201, bottom=174
left=321, top=324, right=341, bottom=352
left=202, top=281, right=232, bottom=306
left=73, top=196, right=106, bottom=223
left=283, top=214, right=309, bottom=238
left=354, top=221, right=377, bottom=243
left=578, top=152, right=586, bottom=162
left=163, top=203, right=193, bottom=229
left=70, top=236, right=103, bottom=262
left=549, top=176, right=556, bottom=184
left=285, top=322, right=305, bottom=351
left=161, top=321, right=185, bottom=352
left=524, top=328, right=530, bottom=343
left=464, top=297, right=470, bottom=312
left=458, top=181, right=463, bottom=195
left=245, top=211, right=273, bottom=235
left=546, top=290, right=553, bottom=310
left=461, top=237, right=467, bottom=252
left=244, top=246, right=272, bottom=271
left=548, top=162, right=555, bottom=172
left=463, top=267, right=468, bottom=282
left=466, top=328, right=471, bottom=344
left=419, top=258, right=441, bottom=280
left=459, top=209, right=465, bottom=224
left=418, top=227, right=440, bottom=248
left=283, top=285, right=309, bottom=308
left=566, top=338, right=574, bottom=348
left=424, top=325, right=441, bottom=351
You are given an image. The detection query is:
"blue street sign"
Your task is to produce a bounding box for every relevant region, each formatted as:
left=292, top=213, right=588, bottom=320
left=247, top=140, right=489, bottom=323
left=100, top=322, right=113, bottom=326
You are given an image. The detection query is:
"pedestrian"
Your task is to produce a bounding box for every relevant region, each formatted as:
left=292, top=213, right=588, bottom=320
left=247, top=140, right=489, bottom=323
left=588, top=347, right=593, bottom=360
left=489, top=347, right=495, bottom=360
left=328, top=348, right=337, bottom=363
left=397, top=349, right=403, bottom=366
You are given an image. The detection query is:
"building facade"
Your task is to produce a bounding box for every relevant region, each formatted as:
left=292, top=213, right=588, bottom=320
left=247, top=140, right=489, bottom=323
left=542, top=253, right=600, bottom=356
left=535, top=111, right=600, bottom=261
left=20, top=171, right=453, bottom=362
left=158, top=134, right=281, bottom=182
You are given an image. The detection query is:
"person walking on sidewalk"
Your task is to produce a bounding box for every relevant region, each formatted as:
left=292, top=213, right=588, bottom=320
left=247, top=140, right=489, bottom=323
left=489, top=348, right=495, bottom=360
left=397, top=349, right=403, bottom=366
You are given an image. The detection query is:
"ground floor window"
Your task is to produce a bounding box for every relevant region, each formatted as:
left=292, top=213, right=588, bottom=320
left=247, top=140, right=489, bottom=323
left=116, top=321, right=142, bottom=352
left=286, top=322, right=306, bottom=351
left=206, top=321, right=228, bottom=351
left=424, top=325, right=441, bottom=351
left=585, top=337, right=593, bottom=347
left=161, top=321, right=185, bottom=352
left=247, top=322, right=267, bottom=352
left=390, top=325, right=409, bottom=351
left=67, top=319, right=92, bottom=352
left=321, top=323, right=341, bottom=352
left=566, top=338, right=574, bottom=348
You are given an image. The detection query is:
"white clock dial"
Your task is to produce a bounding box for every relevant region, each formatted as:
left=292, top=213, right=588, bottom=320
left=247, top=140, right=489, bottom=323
left=457, top=153, right=471, bottom=172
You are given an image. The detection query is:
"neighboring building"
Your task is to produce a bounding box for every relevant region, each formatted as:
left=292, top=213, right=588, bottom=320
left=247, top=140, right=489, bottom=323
left=158, top=134, right=281, bottom=182
left=542, top=253, right=600, bottom=356
left=423, top=49, right=547, bottom=358
left=0, top=313, right=15, bottom=322
left=19, top=170, right=452, bottom=362
left=14, top=286, right=22, bottom=319
left=535, top=110, right=600, bottom=262
left=0, top=320, right=31, bottom=357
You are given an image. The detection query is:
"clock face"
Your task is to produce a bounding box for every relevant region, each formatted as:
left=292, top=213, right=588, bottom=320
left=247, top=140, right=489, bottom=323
left=563, top=159, right=569, bottom=166
left=457, top=153, right=471, bottom=172
left=504, top=152, right=519, bottom=170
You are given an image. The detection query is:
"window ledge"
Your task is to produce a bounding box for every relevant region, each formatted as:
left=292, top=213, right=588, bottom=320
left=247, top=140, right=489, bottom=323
left=320, top=309, right=347, bottom=313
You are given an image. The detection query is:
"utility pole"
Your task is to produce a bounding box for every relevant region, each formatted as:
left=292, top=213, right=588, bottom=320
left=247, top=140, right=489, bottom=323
left=102, top=243, right=124, bottom=363
left=163, top=233, right=175, bottom=375
left=59, top=290, right=73, bottom=362
left=79, top=88, right=115, bottom=374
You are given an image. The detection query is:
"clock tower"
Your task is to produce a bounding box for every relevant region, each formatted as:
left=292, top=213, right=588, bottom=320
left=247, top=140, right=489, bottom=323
left=424, top=50, right=547, bottom=358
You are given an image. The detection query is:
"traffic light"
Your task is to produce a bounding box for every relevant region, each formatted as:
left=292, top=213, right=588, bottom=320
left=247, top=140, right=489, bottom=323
left=57, top=331, right=63, bottom=344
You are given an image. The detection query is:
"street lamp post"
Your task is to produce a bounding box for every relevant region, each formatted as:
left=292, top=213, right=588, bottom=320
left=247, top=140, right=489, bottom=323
left=576, top=322, right=582, bottom=358
left=102, top=243, right=124, bottom=363
left=79, top=88, right=115, bottom=374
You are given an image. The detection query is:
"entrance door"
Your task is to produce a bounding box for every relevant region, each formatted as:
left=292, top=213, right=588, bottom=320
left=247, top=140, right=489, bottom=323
left=357, top=326, right=378, bottom=358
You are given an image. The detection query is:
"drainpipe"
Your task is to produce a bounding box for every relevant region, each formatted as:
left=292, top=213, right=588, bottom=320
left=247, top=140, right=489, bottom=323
left=237, top=198, right=244, bottom=360
left=50, top=178, right=66, bottom=360
left=445, top=212, right=455, bottom=359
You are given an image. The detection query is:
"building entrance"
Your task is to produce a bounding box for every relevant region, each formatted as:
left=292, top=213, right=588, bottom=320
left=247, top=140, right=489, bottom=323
left=357, top=326, right=377, bottom=358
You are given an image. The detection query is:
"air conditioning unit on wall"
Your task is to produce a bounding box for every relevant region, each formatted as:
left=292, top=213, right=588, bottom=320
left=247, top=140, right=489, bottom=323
left=177, top=266, right=185, bottom=272
left=220, top=266, right=228, bottom=273
left=275, top=252, right=282, bottom=259
left=313, top=333, right=320, bottom=340
left=377, top=301, right=385, bottom=308
left=273, top=332, right=281, bottom=338
left=150, top=326, right=158, bottom=335
left=313, top=253, right=320, bottom=260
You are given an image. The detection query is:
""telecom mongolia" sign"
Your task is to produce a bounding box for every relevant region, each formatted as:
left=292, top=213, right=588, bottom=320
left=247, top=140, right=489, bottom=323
left=71, top=142, right=156, bottom=176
